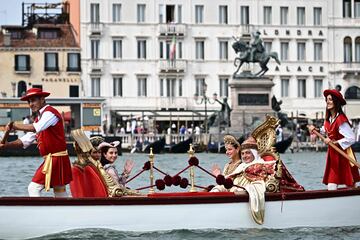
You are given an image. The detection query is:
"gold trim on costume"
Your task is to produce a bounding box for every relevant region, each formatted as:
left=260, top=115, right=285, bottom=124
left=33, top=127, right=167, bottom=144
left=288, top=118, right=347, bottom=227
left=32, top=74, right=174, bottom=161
left=224, top=160, right=242, bottom=176
left=42, top=150, right=68, bottom=192
left=347, top=147, right=357, bottom=167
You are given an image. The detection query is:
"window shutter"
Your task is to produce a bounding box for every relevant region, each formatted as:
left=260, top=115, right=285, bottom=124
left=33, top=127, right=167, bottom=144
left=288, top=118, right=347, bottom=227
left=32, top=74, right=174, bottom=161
left=14, top=55, right=18, bottom=71
left=55, top=53, right=59, bottom=71
left=26, top=55, right=30, bottom=71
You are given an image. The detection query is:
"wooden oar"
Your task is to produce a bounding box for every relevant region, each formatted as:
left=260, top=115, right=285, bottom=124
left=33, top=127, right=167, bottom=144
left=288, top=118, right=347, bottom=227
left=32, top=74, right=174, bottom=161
left=1, top=122, right=13, bottom=144
left=312, top=129, right=360, bottom=169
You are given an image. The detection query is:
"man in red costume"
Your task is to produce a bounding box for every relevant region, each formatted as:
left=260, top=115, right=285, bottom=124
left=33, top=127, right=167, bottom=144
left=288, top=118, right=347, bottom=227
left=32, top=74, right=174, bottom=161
left=0, top=88, right=72, bottom=197
left=309, top=89, right=360, bottom=190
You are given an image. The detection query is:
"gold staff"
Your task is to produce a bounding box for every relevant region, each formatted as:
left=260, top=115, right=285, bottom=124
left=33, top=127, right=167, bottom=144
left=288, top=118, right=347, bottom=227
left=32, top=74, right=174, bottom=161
left=188, top=144, right=196, bottom=192
left=148, top=148, right=155, bottom=194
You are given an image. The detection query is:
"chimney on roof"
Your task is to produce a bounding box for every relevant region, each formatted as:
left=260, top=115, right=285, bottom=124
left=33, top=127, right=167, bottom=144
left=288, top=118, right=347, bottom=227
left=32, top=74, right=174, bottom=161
left=3, top=32, right=11, bottom=47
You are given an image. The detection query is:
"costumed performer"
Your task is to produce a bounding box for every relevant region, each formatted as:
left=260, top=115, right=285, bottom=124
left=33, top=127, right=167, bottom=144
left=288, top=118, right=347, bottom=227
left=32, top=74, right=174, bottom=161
left=0, top=88, right=72, bottom=197
left=99, top=141, right=134, bottom=187
left=210, top=135, right=242, bottom=192
left=308, top=89, right=360, bottom=190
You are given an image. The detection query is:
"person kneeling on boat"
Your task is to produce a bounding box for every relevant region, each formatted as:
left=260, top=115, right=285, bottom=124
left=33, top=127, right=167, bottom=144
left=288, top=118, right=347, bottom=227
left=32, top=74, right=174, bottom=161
left=210, top=134, right=242, bottom=192
left=99, top=141, right=134, bottom=187
left=0, top=88, right=72, bottom=197
left=308, top=89, right=360, bottom=191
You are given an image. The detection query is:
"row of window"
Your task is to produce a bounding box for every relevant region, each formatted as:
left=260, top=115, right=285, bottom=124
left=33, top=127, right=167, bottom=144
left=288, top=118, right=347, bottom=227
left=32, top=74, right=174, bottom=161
left=10, top=29, right=60, bottom=40
left=90, top=77, right=229, bottom=98
left=258, top=6, right=321, bottom=26
left=91, top=38, right=325, bottom=62
left=91, top=76, right=322, bottom=99
left=281, top=79, right=323, bottom=98
left=14, top=53, right=81, bottom=72
left=91, top=3, right=329, bottom=26
left=12, top=81, right=79, bottom=98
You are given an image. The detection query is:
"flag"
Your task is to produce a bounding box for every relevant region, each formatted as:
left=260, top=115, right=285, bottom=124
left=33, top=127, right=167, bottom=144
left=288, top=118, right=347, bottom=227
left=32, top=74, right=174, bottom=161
left=170, top=35, right=176, bottom=61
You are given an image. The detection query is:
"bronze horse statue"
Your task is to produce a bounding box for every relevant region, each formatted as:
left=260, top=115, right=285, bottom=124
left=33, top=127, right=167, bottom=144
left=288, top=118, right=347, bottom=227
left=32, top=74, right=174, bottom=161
left=232, top=39, right=281, bottom=77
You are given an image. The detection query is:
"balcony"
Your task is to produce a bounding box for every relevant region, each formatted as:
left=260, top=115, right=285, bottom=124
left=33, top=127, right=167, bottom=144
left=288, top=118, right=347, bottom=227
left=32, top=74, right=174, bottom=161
left=158, top=60, right=186, bottom=73
left=88, top=22, right=104, bottom=36
left=236, top=24, right=255, bottom=37
left=158, top=97, right=189, bottom=110
left=158, top=23, right=186, bottom=36
left=89, top=59, right=104, bottom=74
left=329, top=17, right=360, bottom=27
left=329, top=62, right=360, bottom=74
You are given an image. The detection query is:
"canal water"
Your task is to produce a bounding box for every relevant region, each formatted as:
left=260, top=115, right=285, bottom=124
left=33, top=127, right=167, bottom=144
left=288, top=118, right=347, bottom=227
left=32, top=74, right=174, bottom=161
left=1, top=151, right=360, bottom=239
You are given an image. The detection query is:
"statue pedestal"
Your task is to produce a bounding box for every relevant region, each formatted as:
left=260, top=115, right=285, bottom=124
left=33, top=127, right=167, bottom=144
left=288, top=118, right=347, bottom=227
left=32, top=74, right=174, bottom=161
left=229, top=75, right=274, bottom=135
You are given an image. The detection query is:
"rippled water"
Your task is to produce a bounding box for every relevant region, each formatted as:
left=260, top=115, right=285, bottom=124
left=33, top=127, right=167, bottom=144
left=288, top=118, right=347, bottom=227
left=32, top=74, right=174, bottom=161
left=1, top=151, right=360, bottom=239
left=28, top=227, right=360, bottom=240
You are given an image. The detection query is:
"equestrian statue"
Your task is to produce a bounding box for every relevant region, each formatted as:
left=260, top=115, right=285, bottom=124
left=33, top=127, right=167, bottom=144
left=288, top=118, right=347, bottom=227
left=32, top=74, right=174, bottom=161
left=232, top=31, right=281, bottom=77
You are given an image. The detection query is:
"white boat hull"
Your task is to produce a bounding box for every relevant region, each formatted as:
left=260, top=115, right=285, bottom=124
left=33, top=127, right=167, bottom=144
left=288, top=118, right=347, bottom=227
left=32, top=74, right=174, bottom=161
left=1, top=189, right=360, bottom=239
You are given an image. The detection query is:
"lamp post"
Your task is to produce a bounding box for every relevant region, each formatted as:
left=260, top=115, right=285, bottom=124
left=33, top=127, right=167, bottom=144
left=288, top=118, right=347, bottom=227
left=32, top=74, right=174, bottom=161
left=193, top=81, right=217, bottom=134
left=11, top=81, right=16, bottom=98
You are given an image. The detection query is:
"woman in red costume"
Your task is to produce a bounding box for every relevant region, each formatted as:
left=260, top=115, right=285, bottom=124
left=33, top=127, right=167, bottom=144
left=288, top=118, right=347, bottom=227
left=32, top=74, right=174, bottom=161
left=309, top=89, right=360, bottom=190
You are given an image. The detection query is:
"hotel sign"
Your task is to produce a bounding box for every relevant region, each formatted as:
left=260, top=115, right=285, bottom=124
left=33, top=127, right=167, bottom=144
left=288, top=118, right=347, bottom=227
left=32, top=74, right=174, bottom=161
left=274, top=65, right=324, bottom=73
left=262, top=29, right=324, bottom=37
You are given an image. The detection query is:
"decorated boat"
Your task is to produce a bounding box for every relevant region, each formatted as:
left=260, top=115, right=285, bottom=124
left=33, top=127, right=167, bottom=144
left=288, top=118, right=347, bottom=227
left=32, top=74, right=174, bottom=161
left=1, top=188, right=360, bottom=240
left=1, top=115, right=359, bottom=240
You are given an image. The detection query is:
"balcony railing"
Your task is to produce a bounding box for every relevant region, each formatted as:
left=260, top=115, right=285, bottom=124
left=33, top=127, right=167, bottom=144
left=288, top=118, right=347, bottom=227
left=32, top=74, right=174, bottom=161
left=88, top=22, right=104, bottom=35
left=158, top=23, right=186, bottom=36
left=237, top=24, right=254, bottom=37
left=158, top=97, right=189, bottom=110
left=89, top=59, right=104, bottom=73
left=158, top=59, right=186, bottom=72
left=329, top=62, right=360, bottom=73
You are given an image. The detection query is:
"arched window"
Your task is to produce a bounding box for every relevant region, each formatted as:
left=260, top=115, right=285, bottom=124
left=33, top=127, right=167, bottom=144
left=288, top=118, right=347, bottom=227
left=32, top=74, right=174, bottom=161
left=344, top=37, right=352, bottom=62
left=345, top=86, right=360, bottom=99
left=17, top=81, right=27, bottom=97
left=355, top=37, right=360, bottom=62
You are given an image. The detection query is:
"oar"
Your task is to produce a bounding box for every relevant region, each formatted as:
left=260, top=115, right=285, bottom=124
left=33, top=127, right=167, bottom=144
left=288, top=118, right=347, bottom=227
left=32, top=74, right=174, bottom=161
left=312, top=129, right=360, bottom=169
left=1, top=122, right=13, bottom=144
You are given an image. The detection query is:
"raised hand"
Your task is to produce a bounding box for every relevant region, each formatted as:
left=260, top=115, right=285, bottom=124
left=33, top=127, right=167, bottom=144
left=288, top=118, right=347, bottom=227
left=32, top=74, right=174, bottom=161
left=124, top=159, right=135, bottom=174
left=211, top=164, right=221, bottom=177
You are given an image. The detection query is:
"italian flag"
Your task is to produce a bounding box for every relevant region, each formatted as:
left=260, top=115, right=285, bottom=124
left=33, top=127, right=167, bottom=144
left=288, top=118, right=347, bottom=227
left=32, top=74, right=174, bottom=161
left=170, top=35, right=176, bottom=60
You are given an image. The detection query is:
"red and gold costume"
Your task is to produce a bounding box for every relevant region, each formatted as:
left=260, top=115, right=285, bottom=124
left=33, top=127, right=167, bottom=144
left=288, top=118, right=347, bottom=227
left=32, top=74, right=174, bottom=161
left=324, top=113, right=360, bottom=186
left=32, top=106, right=72, bottom=188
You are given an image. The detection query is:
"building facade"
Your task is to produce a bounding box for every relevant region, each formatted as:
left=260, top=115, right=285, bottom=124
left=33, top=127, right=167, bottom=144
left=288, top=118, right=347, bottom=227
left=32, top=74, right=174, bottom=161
left=0, top=2, right=89, bottom=132
left=78, top=0, right=360, bottom=133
